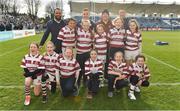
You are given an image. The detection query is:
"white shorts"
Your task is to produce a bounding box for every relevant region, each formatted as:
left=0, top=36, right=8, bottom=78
left=33, top=75, right=42, bottom=86
left=125, top=50, right=140, bottom=61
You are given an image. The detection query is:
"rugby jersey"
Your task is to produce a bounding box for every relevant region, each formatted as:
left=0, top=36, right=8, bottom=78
left=85, top=58, right=103, bottom=75
left=125, top=30, right=142, bottom=51
left=94, top=32, right=108, bottom=61
left=76, top=27, right=93, bottom=54
left=129, top=63, right=150, bottom=78
left=109, top=27, right=126, bottom=48
left=108, top=60, right=129, bottom=77
left=20, top=53, right=45, bottom=74
left=42, top=52, right=60, bottom=75
left=59, top=56, right=81, bottom=78
left=58, top=26, right=76, bottom=49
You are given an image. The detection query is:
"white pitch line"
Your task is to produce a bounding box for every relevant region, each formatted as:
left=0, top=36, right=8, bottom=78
left=0, top=45, right=27, bottom=57
left=144, top=53, right=180, bottom=72
left=0, top=83, right=180, bottom=89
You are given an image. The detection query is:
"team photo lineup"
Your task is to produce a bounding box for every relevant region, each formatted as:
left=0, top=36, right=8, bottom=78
left=21, top=7, right=151, bottom=106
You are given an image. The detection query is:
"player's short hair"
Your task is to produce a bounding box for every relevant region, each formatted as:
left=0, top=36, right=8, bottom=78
left=129, top=19, right=140, bottom=32
left=83, top=8, right=89, bottom=12
left=135, top=55, right=146, bottom=62
left=54, top=8, right=62, bottom=13
left=29, top=42, right=39, bottom=48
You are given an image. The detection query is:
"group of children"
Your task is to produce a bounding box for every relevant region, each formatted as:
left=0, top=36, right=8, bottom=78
left=20, top=16, right=150, bottom=106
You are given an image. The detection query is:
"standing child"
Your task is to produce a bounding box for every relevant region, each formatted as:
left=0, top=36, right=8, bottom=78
left=20, top=42, right=45, bottom=105
left=76, top=20, right=94, bottom=87
left=107, top=51, right=129, bottom=98
left=41, top=41, right=61, bottom=103
left=59, top=47, right=81, bottom=97
left=58, top=18, right=77, bottom=53
left=125, top=19, right=142, bottom=66
left=109, top=17, right=126, bottom=59
left=128, top=55, right=150, bottom=100
left=94, top=24, right=108, bottom=87
left=85, top=50, right=103, bottom=99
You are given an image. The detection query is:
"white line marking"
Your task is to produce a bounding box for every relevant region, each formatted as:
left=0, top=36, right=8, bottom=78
left=0, top=45, right=27, bottom=57
left=144, top=53, right=180, bottom=72
left=0, top=83, right=180, bottom=89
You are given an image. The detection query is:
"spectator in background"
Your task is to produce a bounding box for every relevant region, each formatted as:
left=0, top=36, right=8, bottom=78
left=77, top=8, right=95, bottom=30
left=0, top=22, right=5, bottom=31
left=119, top=9, right=129, bottom=30
left=39, top=8, right=66, bottom=54
left=5, top=22, right=12, bottom=31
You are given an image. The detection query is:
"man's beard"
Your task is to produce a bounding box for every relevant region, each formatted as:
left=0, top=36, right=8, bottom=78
left=55, top=16, right=61, bottom=21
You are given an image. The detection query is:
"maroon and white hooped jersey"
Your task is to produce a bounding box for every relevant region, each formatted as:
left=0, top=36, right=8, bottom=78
left=76, top=27, right=93, bottom=54
left=20, top=54, right=45, bottom=72
left=125, top=30, right=142, bottom=51
left=129, top=63, right=150, bottom=78
left=58, top=56, right=81, bottom=78
left=94, top=32, right=108, bottom=61
left=85, top=58, right=103, bottom=75
left=109, top=28, right=126, bottom=48
left=42, top=52, right=61, bottom=75
left=58, top=26, right=76, bottom=49
left=108, top=60, right=129, bottom=77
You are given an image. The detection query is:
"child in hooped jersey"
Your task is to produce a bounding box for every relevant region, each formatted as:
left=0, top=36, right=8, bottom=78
left=41, top=41, right=61, bottom=103
left=125, top=19, right=142, bottom=66
left=128, top=55, right=150, bottom=100
left=58, top=18, right=77, bottom=53
left=107, top=51, right=129, bottom=98
left=76, top=20, right=94, bottom=87
left=109, top=17, right=126, bottom=59
left=20, top=42, right=45, bottom=105
left=94, top=24, right=108, bottom=87
left=59, top=47, right=81, bottom=97
left=85, top=49, right=103, bottom=99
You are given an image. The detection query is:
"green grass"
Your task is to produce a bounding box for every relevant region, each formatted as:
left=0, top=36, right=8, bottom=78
left=0, top=31, right=180, bottom=110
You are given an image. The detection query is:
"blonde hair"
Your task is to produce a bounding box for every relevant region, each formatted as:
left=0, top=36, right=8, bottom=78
left=29, top=42, right=39, bottom=48
left=81, top=20, right=91, bottom=26
left=46, top=41, right=55, bottom=50
left=129, top=19, right=140, bottom=32
left=96, top=24, right=105, bottom=32
left=64, top=46, right=73, bottom=53
left=112, top=17, right=124, bottom=26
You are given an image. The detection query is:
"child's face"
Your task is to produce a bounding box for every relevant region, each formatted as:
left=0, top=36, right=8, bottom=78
left=114, top=53, right=123, bottom=62
left=129, top=22, right=137, bottom=32
left=30, top=44, right=38, bottom=54
left=136, top=58, right=145, bottom=66
left=114, top=19, right=123, bottom=29
left=82, top=11, right=89, bottom=19
left=46, top=44, right=54, bottom=54
left=65, top=49, right=73, bottom=59
left=97, top=26, right=104, bottom=35
left=82, top=21, right=90, bottom=31
left=90, top=51, right=97, bottom=61
left=68, top=20, right=76, bottom=29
